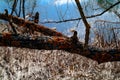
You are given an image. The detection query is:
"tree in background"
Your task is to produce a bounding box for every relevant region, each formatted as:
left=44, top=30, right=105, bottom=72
left=4, top=0, right=37, bottom=18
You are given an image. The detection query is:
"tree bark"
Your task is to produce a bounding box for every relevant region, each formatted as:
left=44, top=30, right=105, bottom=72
left=0, top=13, right=120, bottom=64
left=0, top=13, right=65, bottom=37
left=0, top=33, right=120, bottom=64
left=22, top=0, right=25, bottom=19
left=75, top=0, right=91, bottom=48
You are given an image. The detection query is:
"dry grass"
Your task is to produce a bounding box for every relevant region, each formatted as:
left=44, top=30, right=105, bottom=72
left=92, top=20, right=120, bottom=50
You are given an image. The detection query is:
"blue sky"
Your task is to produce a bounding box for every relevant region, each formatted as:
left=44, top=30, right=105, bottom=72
left=0, top=0, right=80, bottom=31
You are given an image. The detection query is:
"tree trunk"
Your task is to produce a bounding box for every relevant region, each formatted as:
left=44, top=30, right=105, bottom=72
left=0, top=13, right=120, bottom=64
left=75, top=0, right=91, bottom=48
left=11, top=0, right=18, bottom=15
left=0, top=13, right=66, bottom=37
left=22, top=0, right=25, bottom=19
left=0, top=33, right=120, bottom=64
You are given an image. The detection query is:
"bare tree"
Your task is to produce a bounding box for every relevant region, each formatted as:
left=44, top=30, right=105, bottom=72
left=75, top=0, right=91, bottom=48
left=10, top=0, right=18, bottom=15
left=22, top=0, right=25, bottom=19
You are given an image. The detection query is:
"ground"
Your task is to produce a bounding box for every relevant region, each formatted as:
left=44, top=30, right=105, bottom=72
left=0, top=47, right=120, bottom=80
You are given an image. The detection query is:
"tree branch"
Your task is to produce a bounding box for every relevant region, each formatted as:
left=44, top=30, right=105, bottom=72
left=0, top=13, right=66, bottom=37
left=10, top=0, right=18, bottom=15
left=40, top=1, right=120, bottom=24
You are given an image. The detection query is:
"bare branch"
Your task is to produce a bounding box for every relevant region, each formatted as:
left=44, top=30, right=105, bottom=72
left=41, top=1, right=120, bottom=24
left=10, top=0, right=18, bottom=15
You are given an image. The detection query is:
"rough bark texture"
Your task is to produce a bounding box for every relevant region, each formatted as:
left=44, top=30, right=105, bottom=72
left=75, top=0, right=91, bottom=48
left=0, top=13, right=65, bottom=37
left=0, top=33, right=72, bottom=50
left=0, top=33, right=120, bottom=64
left=0, top=13, right=120, bottom=64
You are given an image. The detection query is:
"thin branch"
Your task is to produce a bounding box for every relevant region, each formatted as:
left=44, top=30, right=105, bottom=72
left=11, top=0, right=18, bottom=15
left=87, top=1, right=120, bottom=18
left=40, top=1, right=120, bottom=24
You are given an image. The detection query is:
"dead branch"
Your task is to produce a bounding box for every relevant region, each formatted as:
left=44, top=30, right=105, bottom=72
left=0, top=13, right=66, bottom=37
left=41, top=1, right=120, bottom=24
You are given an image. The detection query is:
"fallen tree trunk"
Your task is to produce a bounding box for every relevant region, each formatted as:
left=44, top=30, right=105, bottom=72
left=0, top=13, right=120, bottom=64
left=0, top=33, right=120, bottom=64
left=0, top=33, right=72, bottom=50
left=0, top=13, right=66, bottom=37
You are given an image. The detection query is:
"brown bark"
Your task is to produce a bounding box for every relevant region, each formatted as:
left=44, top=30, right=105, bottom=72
left=0, top=13, right=66, bottom=37
left=0, top=33, right=120, bottom=64
left=0, top=33, right=72, bottom=50
left=75, top=0, right=91, bottom=48
left=0, top=13, right=120, bottom=64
